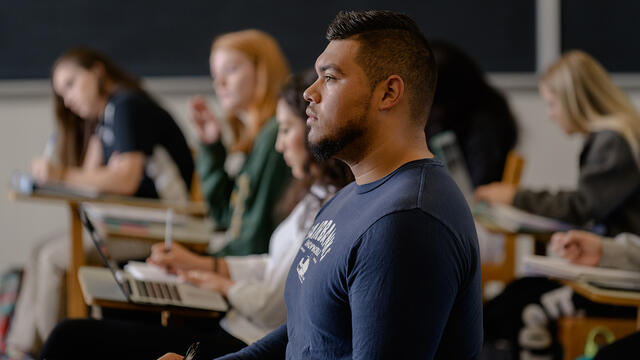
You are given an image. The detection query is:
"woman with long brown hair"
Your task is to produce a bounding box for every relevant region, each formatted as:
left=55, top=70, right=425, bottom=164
left=7, top=47, right=194, bottom=358
left=32, top=47, right=193, bottom=199
left=189, top=30, right=292, bottom=256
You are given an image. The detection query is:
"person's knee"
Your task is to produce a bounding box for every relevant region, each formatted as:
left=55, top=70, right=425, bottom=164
left=37, top=238, right=69, bottom=272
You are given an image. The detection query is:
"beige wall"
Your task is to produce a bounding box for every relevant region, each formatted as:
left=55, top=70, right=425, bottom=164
left=1, top=75, right=639, bottom=273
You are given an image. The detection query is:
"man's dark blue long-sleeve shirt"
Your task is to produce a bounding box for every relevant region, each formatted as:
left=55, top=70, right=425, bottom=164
left=217, top=158, right=482, bottom=359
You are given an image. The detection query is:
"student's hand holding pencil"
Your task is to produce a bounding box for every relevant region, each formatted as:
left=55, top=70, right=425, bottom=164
left=147, top=242, right=211, bottom=273
left=190, top=96, right=221, bottom=144
left=550, top=230, right=603, bottom=266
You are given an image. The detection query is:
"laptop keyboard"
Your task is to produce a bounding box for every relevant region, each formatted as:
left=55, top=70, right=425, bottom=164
left=127, top=279, right=182, bottom=302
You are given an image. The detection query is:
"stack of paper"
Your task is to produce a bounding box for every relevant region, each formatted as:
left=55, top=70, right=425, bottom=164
left=83, top=204, right=213, bottom=244
left=473, top=203, right=573, bottom=234
left=523, top=255, right=640, bottom=290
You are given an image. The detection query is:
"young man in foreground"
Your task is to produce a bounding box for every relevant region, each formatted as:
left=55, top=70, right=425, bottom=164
left=165, top=9, right=483, bottom=360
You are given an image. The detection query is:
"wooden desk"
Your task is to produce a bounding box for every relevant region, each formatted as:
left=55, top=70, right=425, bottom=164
left=78, top=266, right=222, bottom=327
left=89, top=298, right=221, bottom=327
left=565, top=281, right=640, bottom=329
left=9, top=189, right=208, bottom=319
left=557, top=280, right=639, bottom=359
left=476, top=217, right=552, bottom=299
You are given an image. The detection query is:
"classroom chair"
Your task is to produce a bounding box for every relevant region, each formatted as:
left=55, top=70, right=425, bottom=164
left=480, top=150, right=525, bottom=300
left=190, top=170, right=203, bottom=202
left=558, top=316, right=636, bottom=360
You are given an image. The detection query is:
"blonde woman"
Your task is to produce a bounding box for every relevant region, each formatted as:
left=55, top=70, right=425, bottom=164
left=476, top=50, right=640, bottom=236
left=191, top=30, right=291, bottom=256
left=482, top=50, right=640, bottom=359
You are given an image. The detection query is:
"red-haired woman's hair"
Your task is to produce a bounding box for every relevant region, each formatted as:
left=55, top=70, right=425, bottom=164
left=211, top=30, right=290, bottom=153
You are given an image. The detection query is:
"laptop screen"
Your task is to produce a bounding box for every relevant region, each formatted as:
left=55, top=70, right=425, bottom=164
left=78, top=207, right=131, bottom=299
left=430, top=131, right=474, bottom=204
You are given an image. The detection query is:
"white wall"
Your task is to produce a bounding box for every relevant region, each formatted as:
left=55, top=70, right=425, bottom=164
left=1, top=75, right=640, bottom=274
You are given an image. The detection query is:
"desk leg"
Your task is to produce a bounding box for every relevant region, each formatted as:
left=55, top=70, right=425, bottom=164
left=67, top=203, right=88, bottom=318
left=637, top=307, right=640, bottom=330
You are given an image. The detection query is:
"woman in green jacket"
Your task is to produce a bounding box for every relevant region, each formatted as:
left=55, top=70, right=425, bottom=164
left=191, top=29, right=291, bottom=256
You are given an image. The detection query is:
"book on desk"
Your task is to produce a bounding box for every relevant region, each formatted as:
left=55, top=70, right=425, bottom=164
left=523, top=255, right=640, bottom=291
left=473, top=202, right=575, bottom=234
left=82, top=203, right=213, bottom=245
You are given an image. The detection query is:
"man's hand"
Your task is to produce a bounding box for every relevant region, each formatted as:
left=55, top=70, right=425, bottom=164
left=550, top=230, right=603, bottom=266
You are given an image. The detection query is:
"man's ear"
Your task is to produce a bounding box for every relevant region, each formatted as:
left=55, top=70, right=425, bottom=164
left=378, top=75, right=404, bottom=111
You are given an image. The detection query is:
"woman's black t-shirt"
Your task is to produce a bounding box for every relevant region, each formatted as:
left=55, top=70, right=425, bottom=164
left=96, top=91, right=194, bottom=199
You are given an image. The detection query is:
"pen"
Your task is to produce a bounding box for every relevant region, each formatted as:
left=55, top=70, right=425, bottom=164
left=184, top=341, right=199, bottom=360
left=165, top=208, right=173, bottom=252
left=43, top=133, right=56, bottom=161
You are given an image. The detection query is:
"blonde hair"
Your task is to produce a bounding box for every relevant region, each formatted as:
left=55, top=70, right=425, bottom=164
left=212, top=29, right=290, bottom=153
left=541, top=50, right=640, bottom=166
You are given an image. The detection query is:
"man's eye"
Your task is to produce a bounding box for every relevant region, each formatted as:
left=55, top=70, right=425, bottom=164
left=324, top=75, right=335, bottom=82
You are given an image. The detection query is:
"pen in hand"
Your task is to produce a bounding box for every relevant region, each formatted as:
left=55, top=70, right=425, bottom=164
left=165, top=208, right=173, bottom=253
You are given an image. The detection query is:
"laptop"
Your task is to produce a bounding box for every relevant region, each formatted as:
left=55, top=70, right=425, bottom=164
left=430, top=131, right=474, bottom=204
left=78, top=207, right=228, bottom=312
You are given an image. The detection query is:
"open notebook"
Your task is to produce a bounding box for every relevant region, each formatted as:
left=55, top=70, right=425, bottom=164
left=523, top=255, right=640, bottom=291
left=83, top=203, right=213, bottom=244
left=473, top=202, right=575, bottom=234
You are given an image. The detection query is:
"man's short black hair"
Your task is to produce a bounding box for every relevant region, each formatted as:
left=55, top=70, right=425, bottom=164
left=326, top=10, right=437, bottom=123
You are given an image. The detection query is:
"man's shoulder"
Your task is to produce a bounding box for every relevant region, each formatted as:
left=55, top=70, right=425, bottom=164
left=386, top=159, right=477, bottom=244
left=318, top=158, right=475, bottom=241
left=386, top=158, right=467, bottom=213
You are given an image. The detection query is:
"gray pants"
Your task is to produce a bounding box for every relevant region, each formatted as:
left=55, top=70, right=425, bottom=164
left=6, top=230, right=151, bottom=354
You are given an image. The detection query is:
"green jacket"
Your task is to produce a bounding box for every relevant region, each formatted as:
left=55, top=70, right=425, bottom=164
left=196, top=117, right=291, bottom=256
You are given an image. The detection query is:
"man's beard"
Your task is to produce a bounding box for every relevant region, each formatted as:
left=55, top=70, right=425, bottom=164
left=309, top=124, right=365, bottom=161
left=308, top=96, right=370, bottom=162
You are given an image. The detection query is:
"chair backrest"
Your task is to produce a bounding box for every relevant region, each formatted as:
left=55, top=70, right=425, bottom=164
left=480, top=150, right=526, bottom=301
left=190, top=171, right=203, bottom=202
left=501, top=150, right=525, bottom=186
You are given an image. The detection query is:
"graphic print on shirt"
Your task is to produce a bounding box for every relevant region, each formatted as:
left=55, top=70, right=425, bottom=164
left=297, top=219, right=335, bottom=284
left=98, top=102, right=116, bottom=147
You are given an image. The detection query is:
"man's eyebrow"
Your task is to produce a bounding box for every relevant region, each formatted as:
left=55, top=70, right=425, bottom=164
left=318, top=63, right=345, bottom=75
